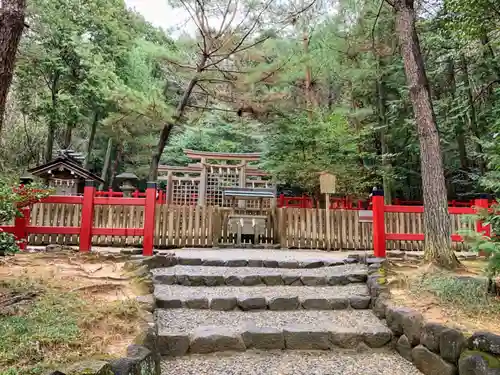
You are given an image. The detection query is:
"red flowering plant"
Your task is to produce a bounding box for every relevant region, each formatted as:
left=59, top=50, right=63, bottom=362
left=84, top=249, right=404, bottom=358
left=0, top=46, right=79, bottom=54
left=0, top=180, right=52, bottom=254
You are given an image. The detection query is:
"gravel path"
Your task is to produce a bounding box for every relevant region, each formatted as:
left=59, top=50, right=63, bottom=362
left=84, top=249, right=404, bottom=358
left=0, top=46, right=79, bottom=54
left=161, top=349, right=423, bottom=375
left=161, top=248, right=366, bottom=262
left=151, top=264, right=366, bottom=277
left=156, top=309, right=384, bottom=333
left=154, top=284, right=368, bottom=299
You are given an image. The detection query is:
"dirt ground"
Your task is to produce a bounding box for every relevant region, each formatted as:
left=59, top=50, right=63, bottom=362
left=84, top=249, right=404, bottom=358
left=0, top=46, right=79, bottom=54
left=387, top=259, right=500, bottom=334
left=0, top=250, right=146, bottom=361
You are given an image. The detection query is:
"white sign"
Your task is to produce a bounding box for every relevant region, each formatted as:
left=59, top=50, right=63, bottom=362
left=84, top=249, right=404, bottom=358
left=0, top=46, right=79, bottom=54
left=358, top=210, right=373, bottom=223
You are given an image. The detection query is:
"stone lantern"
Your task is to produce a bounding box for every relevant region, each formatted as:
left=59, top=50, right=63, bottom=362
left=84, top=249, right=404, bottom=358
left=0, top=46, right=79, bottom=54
left=116, top=172, right=138, bottom=197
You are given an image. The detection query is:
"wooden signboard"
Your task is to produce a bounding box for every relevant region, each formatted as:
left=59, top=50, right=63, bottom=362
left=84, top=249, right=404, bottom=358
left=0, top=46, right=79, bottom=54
left=358, top=210, right=373, bottom=223
left=319, top=172, right=336, bottom=194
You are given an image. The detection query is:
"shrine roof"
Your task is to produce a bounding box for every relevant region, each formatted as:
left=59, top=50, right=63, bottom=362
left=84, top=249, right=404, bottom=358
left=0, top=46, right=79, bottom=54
left=28, top=155, right=104, bottom=183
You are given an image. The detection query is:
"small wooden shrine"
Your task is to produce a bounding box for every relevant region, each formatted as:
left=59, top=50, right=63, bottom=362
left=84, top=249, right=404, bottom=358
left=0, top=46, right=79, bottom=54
left=159, top=149, right=278, bottom=246
left=28, top=150, right=103, bottom=195
left=158, top=149, right=275, bottom=208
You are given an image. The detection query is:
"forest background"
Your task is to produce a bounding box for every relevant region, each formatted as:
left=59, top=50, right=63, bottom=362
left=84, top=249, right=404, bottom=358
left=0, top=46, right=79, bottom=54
left=0, top=0, right=499, bottom=205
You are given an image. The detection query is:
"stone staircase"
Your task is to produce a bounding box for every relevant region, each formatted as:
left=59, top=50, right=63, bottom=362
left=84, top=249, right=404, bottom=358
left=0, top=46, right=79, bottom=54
left=153, top=249, right=423, bottom=375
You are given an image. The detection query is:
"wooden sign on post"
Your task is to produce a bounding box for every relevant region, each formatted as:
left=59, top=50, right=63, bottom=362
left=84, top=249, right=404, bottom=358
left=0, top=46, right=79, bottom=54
left=319, top=172, right=336, bottom=194
left=319, top=172, right=336, bottom=251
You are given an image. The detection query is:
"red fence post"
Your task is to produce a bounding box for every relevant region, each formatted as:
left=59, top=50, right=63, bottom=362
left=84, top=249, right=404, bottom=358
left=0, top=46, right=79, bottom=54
left=474, top=194, right=491, bottom=238
left=143, top=182, right=156, bottom=256
left=14, top=207, right=30, bottom=251
left=79, top=180, right=96, bottom=253
left=372, top=189, right=386, bottom=257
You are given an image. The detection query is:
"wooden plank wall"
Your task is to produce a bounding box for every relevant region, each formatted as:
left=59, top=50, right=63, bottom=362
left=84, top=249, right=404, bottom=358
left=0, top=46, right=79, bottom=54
left=26, top=203, right=474, bottom=250
left=278, top=209, right=373, bottom=250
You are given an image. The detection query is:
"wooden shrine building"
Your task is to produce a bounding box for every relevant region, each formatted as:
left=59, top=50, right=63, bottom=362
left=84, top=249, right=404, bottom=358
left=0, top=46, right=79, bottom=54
left=28, top=150, right=103, bottom=195
left=157, top=149, right=276, bottom=208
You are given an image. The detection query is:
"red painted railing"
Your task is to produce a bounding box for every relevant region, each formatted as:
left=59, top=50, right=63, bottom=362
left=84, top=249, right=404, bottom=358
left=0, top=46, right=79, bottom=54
left=0, top=181, right=158, bottom=256
left=372, top=190, right=491, bottom=257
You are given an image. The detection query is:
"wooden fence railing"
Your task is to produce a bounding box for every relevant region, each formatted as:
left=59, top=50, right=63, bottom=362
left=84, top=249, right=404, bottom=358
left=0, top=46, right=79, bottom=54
left=1, top=182, right=492, bottom=255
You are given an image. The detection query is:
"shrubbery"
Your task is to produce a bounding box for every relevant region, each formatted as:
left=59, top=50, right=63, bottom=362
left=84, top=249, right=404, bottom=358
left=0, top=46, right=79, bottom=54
left=0, top=180, right=51, bottom=255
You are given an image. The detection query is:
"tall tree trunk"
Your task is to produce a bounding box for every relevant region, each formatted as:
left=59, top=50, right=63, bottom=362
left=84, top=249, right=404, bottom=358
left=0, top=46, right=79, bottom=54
left=302, top=31, right=317, bottom=117
left=460, top=54, right=485, bottom=174
left=45, top=122, right=56, bottom=162
left=63, top=121, right=74, bottom=149
left=109, top=145, right=122, bottom=189
left=394, top=0, right=459, bottom=269
left=445, top=58, right=468, bottom=172
left=84, top=112, right=99, bottom=169
left=45, top=74, right=60, bottom=162
left=99, top=137, right=112, bottom=190
left=480, top=31, right=500, bottom=81
left=0, top=0, right=26, bottom=136
left=376, top=56, right=393, bottom=204
left=148, top=55, right=207, bottom=181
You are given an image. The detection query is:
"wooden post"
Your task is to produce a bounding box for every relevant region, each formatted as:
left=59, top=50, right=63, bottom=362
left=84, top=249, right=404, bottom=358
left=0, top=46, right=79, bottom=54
left=238, top=162, right=246, bottom=209
left=14, top=207, right=30, bottom=251
left=372, top=189, right=386, bottom=257
left=80, top=180, right=96, bottom=252
left=198, top=159, right=207, bottom=205
left=166, top=171, right=173, bottom=204
left=143, top=182, right=157, bottom=256
left=325, top=193, right=330, bottom=250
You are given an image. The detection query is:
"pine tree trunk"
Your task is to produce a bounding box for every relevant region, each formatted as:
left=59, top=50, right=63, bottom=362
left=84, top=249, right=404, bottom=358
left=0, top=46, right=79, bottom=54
left=84, top=112, right=99, bottom=169
left=148, top=55, right=207, bottom=181
left=394, top=0, right=459, bottom=269
left=376, top=62, right=393, bottom=205
left=445, top=57, right=468, bottom=172
left=0, top=0, right=26, bottom=136
left=99, top=138, right=113, bottom=190
left=45, top=122, right=55, bottom=162
left=460, top=54, right=485, bottom=174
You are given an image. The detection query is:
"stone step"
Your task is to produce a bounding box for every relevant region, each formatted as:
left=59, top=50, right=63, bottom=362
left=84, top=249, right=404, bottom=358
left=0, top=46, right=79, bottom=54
left=154, top=284, right=371, bottom=310
left=151, top=265, right=368, bottom=287
left=161, top=349, right=423, bottom=375
left=155, top=248, right=371, bottom=268
left=156, top=309, right=392, bottom=356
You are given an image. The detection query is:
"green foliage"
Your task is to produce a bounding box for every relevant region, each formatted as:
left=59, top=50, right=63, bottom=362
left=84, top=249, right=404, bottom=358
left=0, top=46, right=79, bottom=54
left=263, top=110, right=372, bottom=194
left=1, top=0, right=500, bottom=198
left=413, top=274, right=500, bottom=315
left=0, top=233, right=19, bottom=256
left=0, top=180, right=51, bottom=254
left=0, top=280, right=82, bottom=373
left=460, top=202, right=500, bottom=277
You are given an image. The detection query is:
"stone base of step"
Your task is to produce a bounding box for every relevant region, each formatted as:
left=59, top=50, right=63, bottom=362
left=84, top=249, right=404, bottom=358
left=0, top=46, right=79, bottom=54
left=152, top=265, right=368, bottom=287
left=161, top=349, right=423, bottom=375
left=154, top=285, right=371, bottom=311
left=156, top=309, right=392, bottom=356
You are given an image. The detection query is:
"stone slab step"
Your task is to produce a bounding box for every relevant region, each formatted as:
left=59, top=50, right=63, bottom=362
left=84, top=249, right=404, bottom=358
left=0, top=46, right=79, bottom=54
left=154, top=284, right=371, bottom=310
left=161, top=349, right=423, bottom=375
left=151, top=265, right=368, bottom=286
left=156, top=309, right=392, bottom=356
left=160, top=255, right=358, bottom=268
left=159, top=248, right=374, bottom=267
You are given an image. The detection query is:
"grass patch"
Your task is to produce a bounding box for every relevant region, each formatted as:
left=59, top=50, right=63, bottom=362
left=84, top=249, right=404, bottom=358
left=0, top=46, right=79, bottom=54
left=412, top=273, right=500, bottom=316
left=0, top=277, right=142, bottom=375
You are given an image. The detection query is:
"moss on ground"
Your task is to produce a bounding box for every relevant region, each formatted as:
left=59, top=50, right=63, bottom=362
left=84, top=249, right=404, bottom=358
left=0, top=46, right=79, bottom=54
left=460, top=350, right=500, bottom=368
left=0, top=277, right=142, bottom=375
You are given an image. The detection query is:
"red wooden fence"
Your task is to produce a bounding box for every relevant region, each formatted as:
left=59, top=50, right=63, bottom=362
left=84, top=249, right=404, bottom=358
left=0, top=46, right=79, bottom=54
left=0, top=182, right=492, bottom=256
left=371, top=190, right=491, bottom=257
left=0, top=181, right=158, bottom=256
